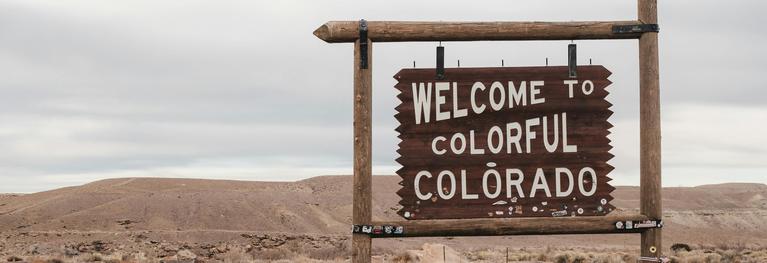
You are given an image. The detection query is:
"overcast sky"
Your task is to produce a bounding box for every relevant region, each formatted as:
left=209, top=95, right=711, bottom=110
left=1, top=0, right=765, bottom=193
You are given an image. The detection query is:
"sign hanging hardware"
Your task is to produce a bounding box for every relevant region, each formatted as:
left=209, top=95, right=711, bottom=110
left=612, top=24, right=659, bottom=34
left=359, top=19, right=368, bottom=69
left=568, top=42, right=577, bottom=78
left=436, top=42, right=445, bottom=79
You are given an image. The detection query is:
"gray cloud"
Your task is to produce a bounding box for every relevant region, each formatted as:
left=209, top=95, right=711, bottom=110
left=1, top=0, right=766, bottom=192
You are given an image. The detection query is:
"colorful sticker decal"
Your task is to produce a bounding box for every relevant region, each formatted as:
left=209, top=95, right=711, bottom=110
left=384, top=225, right=394, bottom=234
left=615, top=221, right=624, bottom=229
left=394, top=226, right=404, bottom=234
left=362, top=225, right=373, bottom=234
left=551, top=210, right=567, bottom=217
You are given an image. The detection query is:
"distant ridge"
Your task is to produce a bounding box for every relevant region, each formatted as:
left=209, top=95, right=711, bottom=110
left=1, top=176, right=767, bottom=245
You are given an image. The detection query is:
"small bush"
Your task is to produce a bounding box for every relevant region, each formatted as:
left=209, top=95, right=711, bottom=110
left=390, top=251, right=417, bottom=263
left=671, top=243, right=692, bottom=252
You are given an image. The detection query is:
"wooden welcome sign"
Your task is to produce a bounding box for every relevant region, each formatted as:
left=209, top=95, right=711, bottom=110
left=395, top=66, right=615, bottom=220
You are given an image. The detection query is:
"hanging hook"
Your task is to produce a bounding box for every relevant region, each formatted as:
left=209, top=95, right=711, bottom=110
left=436, top=42, right=445, bottom=79
left=358, top=19, right=368, bottom=69
left=568, top=42, right=577, bottom=78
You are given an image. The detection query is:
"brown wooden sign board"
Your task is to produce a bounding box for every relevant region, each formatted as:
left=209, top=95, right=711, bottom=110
left=394, top=66, right=615, bottom=220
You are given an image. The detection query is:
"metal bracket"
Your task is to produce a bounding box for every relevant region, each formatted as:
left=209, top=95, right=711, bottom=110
left=568, top=43, right=577, bottom=78
left=614, top=219, right=663, bottom=230
left=612, top=24, right=659, bottom=34
left=359, top=19, right=368, bottom=69
left=436, top=45, right=445, bottom=79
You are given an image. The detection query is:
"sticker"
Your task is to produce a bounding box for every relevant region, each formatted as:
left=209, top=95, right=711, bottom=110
left=634, top=220, right=663, bottom=229
left=394, top=226, right=404, bottom=234
left=577, top=208, right=584, bottom=214
left=615, top=221, right=624, bottom=229
left=515, top=206, right=523, bottom=214
left=508, top=206, right=514, bottom=213
left=625, top=221, right=634, bottom=230
left=532, top=206, right=539, bottom=212
left=431, top=196, right=438, bottom=202
left=383, top=225, right=394, bottom=234
left=352, top=225, right=361, bottom=233
left=551, top=210, right=567, bottom=217
left=649, top=246, right=657, bottom=253
left=404, top=212, right=411, bottom=218
left=541, top=201, right=548, bottom=206
left=570, top=212, right=576, bottom=217
left=597, top=206, right=604, bottom=212
left=510, top=197, right=518, bottom=203
left=600, top=198, right=608, bottom=205
left=493, top=200, right=508, bottom=206
left=488, top=212, right=494, bottom=217
left=372, top=226, right=383, bottom=234
left=362, top=225, right=373, bottom=234
left=495, top=211, right=504, bottom=215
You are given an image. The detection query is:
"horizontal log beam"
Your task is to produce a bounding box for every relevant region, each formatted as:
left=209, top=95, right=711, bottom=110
left=313, top=21, right=645, bottom=43
left=371, top=214, right=649, bottom=238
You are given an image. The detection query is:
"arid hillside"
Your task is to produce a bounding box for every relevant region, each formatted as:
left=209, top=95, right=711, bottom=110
left=1, top=176, right=766, bottom=262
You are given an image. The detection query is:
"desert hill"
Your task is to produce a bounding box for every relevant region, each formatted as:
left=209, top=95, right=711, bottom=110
left=1, top=176, right=767, bottom=261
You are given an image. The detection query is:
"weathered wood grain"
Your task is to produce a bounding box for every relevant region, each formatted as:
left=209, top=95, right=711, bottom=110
left=352, top=38, right=373, bottom=263
left=639, top=0, right=663, bottom=258
left=372, top=214, right=649, bottom=238
left=313, top=21, right=645, bottom=43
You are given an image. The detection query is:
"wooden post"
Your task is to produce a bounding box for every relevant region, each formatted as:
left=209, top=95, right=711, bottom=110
left=352, top=36, right=373, bottom=263
left=639, top=0, right=662, bottom=259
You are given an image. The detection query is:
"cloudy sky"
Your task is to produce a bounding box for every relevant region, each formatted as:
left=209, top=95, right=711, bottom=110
left=1, top=0, right=765, bottom=193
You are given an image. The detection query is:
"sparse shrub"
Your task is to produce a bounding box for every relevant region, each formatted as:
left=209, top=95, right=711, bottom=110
left=554, top=251, right=587, bottom=263
left=250, top=247, right=292, bottom=261
left=390, top=251, right=417, bottom=263
left=306, top=246, right=345, bottom=260
left=465, top=249, right=494, bottom=261
left=671, top=243, right=692, bottom=252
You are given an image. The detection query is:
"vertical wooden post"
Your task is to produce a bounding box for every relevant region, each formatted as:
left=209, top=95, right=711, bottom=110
left=639, top=0, right=662, bottom=259
left=352, top=37, right=373, bottom=263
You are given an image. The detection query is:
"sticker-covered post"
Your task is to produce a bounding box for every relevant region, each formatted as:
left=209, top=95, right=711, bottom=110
left=639, top=0, right=662, bottom=259
left=352, top=20, right=373, bottom=263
